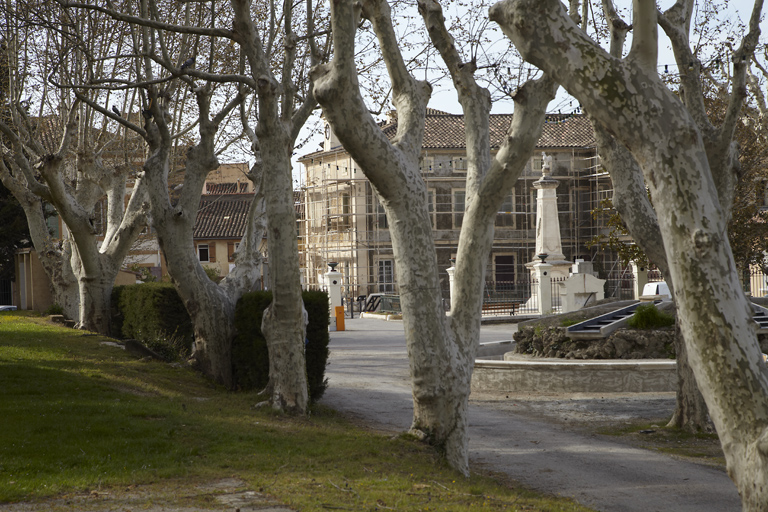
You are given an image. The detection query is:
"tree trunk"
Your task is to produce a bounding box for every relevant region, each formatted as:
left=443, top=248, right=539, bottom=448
left=490, top=1, right=768, bottom=507
left=667, top=323, right=712, bottom=431
left=592, top=121, right=711, bottom=432
left=142, top=133, right=239, bottom=387
left=74, top=261, right=118, bottom=334
left=259, top=133, right=308, bottom=413
left=315, top=0, right=560, bottom=475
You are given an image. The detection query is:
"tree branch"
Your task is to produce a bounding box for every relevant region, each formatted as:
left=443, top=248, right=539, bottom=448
left=628, top=0, right=657, bottom=73
left=57, top=0, right=234, bottom=39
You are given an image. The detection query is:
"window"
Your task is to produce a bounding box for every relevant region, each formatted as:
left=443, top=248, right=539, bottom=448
left=495, top=193, right=515, bottom=228
left=227, top=242, right=240, bottom=262
left=453, top=189, right=465, bottom=228
left=494, top=254, right=516, bottom=283
left=378, top=259, right=395, bottom=292
left=427, top=189, right=436, bottom=228
left=453, top=157, right=467, bottom=172
left=92, top=199, right=106, bottom=236
left=198, top=244, right=210, bottom=262
left=532, top=156, right=544, bottom=172
left=375, top=198, right=388, bottom=229
left=598, top=188, right=613, bottom=204
left=326, top=192, right=351, bottom=231
left=419, top=156, right=434, bottom=173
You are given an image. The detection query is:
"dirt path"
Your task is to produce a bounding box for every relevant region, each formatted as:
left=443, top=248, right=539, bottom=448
left=0, top=478, right=293, bottom=512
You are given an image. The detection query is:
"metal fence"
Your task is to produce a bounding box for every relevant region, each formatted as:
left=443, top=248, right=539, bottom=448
left=603, top=268, right=635, bottom=300
left=551, top=275, right=568, bottom=311
left=481, top=277, right=537, bottom=316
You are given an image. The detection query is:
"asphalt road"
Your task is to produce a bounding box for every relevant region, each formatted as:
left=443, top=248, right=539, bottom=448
left=320, top=317, right=742, bottom=512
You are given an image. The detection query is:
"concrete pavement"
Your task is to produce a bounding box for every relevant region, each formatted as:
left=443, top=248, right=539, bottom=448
left=320, top=317, right=742, bottom=512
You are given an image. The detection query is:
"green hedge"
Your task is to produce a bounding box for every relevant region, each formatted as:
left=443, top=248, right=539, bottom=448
left=302, top=290, right=331, bottom=402
left=233, top=291, right=330, bottom=403
left=112, top=285, right=330, bottom=401
left=111, top=283, right=195, bottom=360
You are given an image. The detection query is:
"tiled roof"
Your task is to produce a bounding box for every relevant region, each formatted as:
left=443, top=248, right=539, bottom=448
left=193, top=193, right=254, bottom=239
left=206, top=182, right=249, bottom=194
left=381, top=112, right=594, bottom=150
left=300, top=111, right=594, bottom=161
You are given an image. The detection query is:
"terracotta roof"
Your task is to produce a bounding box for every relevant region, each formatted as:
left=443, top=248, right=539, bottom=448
left=194, top=193, right=254, bottom=239
left=381, top=112, right=594, bottom=150
left=206, top=182, right=249, bottom=194
left=300, top=111, right=594, bottom=161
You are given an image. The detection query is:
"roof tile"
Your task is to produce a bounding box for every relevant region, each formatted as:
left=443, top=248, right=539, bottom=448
left=193, top=193, right=254, bottom=239
left=381, top=112, right=594, bottom=150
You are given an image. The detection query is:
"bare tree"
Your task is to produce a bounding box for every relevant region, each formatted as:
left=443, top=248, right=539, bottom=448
left=313, top=0, right=557, bottom=473
left=0, top=2, right=149, bottom=333
left=61, top=0, right=325, bottom=405
left=491, top=0, right=768, bottom=507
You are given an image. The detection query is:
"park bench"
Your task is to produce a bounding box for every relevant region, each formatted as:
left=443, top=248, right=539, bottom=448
left=481, top=301, right=521, bottom=315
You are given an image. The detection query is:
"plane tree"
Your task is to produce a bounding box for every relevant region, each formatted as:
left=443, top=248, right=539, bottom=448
left=0, top=2, right=149, bottom=332
left=313, top=0, right=562, bottom=473
left=490, top=0, right=768, bottom=507
left=62, top=0, right=326, bottom=405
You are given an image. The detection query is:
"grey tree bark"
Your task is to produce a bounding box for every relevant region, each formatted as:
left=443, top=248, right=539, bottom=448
left=314, top=0, right=556, bottom=473
left=491, top=0, right=768, bottom=507
left=593, top=0, right=711, bottom=432
left=140, top=85, right=260, bottom=387
left=230, top=0, right=324, bottom=412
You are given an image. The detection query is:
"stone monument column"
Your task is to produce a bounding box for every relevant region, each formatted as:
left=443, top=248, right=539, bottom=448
left=526, top=152, right=571, bottom=279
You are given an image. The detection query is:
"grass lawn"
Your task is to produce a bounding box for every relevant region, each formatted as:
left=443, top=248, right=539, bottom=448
left=0, top=311, right=592, bottom=511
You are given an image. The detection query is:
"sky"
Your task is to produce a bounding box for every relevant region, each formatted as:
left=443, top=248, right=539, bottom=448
left=290, top=0, right=766, bottom=186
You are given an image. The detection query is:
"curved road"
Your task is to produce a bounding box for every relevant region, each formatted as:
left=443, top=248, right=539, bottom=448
left=320, top=317, right=741, bottom=512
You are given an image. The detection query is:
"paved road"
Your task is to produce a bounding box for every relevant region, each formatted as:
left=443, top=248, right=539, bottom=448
left=320, top=317, right=742, bottom=512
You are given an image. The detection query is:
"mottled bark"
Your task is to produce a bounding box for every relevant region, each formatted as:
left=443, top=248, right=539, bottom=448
left=258, top=127, right=308, bottom=413
left=315, top=0, right=556, bottom=474
left=140, top=88, right=259, bottom=388
left=596, top=128, right=710, bottom=431
left=231, top=0, right=316, bottom=413
left=491, top=0, right=768, bottom=507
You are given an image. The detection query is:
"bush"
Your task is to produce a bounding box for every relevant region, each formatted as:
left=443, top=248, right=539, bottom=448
left=203, top=266, right=221, bottom=282
left=233, top=291, right=330, bottom=403
left=231, top=292, right=273, bottom=391
left=303, top=290, right=330, bottom=402
left=111, top=283, right=194, bottom=360
left=627, top=303, right=675, bottom=330
left=44, top=303, right=64, bottom=316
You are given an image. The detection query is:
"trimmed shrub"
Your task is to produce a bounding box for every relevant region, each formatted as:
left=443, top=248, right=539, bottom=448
left=627, top=303, right=675, bottom=330
left=232, top=291, right=273, bottom=391
left=111, top=283, right=194, bottom=360
left=233, top=291, right=330, bottom=403
left=303, top=290, right=330, bottom=402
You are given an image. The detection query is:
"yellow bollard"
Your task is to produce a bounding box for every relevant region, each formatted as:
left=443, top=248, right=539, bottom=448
left=335, top=306, right=345, bottom=331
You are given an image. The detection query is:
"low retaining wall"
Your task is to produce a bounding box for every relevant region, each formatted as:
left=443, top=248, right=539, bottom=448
left=472, top=358, right=676, bottom=393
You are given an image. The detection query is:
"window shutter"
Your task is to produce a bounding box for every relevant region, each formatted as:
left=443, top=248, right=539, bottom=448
left=228, top=242, right=235, bottom=262
left=209, top=243, right=216, bottom=262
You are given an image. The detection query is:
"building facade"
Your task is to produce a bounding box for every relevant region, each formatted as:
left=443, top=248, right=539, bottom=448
left=299, top=110, right=622, bottom=301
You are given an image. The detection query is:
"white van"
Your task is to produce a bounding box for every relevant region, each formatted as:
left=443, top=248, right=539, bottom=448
left=640, top=281, right=671, bottom=301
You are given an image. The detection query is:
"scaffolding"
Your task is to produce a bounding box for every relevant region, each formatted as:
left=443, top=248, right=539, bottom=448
left=298, top=145, right=630, bottom=303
